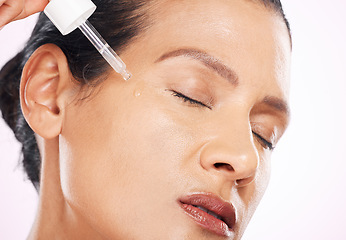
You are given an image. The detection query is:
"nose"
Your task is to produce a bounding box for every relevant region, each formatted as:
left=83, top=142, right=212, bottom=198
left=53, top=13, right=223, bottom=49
left=199, top=124, right=259, bottom=187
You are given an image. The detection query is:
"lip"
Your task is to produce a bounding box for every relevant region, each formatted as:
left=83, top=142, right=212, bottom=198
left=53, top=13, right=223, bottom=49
left=178, top=193, right=236, bottom=237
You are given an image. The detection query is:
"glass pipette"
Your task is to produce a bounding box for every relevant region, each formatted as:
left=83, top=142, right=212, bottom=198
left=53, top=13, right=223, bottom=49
left=78, top=20, right=131, bottom=81
left=44, top=0, right=131, bottom=81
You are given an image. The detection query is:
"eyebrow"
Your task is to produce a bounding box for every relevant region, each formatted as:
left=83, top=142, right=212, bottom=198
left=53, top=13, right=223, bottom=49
left=155, top=48, right=239, bottom=86
left=156, top=48, right=290, bottom=118
left=263, top=96, right=290, bottom=118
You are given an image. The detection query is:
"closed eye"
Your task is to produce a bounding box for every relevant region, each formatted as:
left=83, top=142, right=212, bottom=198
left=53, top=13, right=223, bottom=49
left=252, top=131, right=274, bottom=151
left=170, top=90, right=212, bottom=110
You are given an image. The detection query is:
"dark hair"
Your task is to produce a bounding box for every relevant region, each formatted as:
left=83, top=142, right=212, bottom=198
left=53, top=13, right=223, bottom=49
left=0, top=0, right=291, bottom=190
left=0, top=0, right=151, bottom=190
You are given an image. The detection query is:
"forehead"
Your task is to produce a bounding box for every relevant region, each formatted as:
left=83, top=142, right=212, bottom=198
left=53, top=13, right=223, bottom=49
left=130, top=0, right=291, bottom=96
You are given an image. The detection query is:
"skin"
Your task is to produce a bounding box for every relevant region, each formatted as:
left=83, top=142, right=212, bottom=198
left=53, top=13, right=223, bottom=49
left=20, top=0, right=291, bottom=239
left=0, top=0, right=48, bottom=28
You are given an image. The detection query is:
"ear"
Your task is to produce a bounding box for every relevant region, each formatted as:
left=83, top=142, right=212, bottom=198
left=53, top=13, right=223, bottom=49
left=20, top=44, right=74, bottom=139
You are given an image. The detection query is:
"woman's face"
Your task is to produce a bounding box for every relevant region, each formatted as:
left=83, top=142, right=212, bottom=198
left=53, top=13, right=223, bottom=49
left=59, top=0, right=291, bottom=239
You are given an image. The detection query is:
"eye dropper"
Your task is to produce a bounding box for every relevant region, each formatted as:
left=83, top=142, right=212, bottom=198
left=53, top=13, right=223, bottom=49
left=44, top=0, right=131, bottom=81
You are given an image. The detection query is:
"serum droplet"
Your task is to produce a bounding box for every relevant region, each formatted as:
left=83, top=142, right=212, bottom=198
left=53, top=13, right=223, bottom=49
left=134, top=90, right=141, bottom=97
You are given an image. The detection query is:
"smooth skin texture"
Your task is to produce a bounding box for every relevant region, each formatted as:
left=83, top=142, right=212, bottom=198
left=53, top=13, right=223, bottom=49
left=0, top=0, right=48, bottom=28
left=20, top=0, right=291, bottom=239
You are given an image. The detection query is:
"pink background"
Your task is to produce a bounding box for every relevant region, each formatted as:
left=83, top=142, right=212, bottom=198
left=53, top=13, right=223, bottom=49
left=1, top=0, right=346, bottom=239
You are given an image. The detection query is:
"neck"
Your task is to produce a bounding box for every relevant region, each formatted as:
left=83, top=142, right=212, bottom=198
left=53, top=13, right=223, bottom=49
left=27, top=137, right=104, bottom=240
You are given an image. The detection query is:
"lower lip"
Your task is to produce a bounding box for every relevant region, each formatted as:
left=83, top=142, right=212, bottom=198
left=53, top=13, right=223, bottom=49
left=179, top=203, right=232, bottom=237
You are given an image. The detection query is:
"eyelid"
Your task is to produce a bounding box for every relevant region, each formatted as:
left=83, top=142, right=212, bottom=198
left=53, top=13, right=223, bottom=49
left=170, top=89, right=275, bottom=150
left=252, top=131, right=275, bottom=151
left=251, top=122, right=276, bottom=150
left=169, top=90, right=212, bottom=110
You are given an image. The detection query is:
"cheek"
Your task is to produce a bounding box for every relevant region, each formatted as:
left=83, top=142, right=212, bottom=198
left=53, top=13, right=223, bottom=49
left=235, top=153, right=271, bottom=236
left=247, top=152, right=272, bottom=212
left=57, top=84, right=197, bottom=237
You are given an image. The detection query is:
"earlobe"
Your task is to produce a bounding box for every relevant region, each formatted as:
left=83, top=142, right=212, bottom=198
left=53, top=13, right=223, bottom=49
left=20, top=44, right=73, bottom=139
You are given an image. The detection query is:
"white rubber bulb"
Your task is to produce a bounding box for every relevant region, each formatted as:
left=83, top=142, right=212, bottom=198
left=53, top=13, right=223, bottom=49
left=44, top=0, right=96, bottom=35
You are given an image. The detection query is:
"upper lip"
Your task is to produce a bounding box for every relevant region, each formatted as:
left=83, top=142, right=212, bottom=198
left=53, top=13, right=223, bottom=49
left=178, top=192, right=236, bottom=230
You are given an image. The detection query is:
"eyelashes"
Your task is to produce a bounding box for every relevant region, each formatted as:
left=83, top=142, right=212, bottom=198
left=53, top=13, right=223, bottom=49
left=252, top=131, right=275, bottom=151
left=170, top=90, right=212, bottom=110
left=169, top=90, right=275, bottom=151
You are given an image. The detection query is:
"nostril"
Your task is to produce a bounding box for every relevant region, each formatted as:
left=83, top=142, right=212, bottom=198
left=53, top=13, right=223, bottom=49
left=214, top=163, right=234, bottom=172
